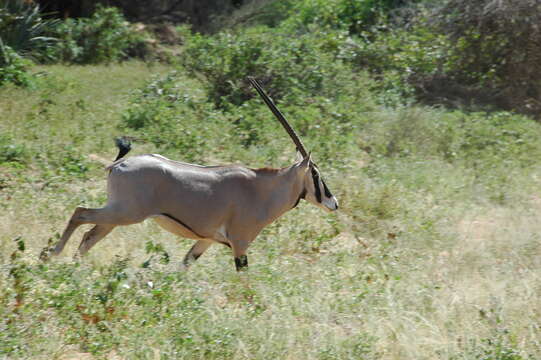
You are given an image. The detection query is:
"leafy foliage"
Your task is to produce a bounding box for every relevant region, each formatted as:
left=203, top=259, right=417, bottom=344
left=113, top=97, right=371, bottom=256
left=285, top=0, right=411, bottom=34
left=272, top=0, right=541, bottom=117
left=0, top=0, right=58, bottom=60
left=0, top=39, right=34, bottom=87
left=0, top=0, right=57, bottom=86
left=427, top=0, right=541, bottom=117
left=218, top=0, right=297, bottom=29
left=337, top=22, right=450, bottom=105
left=182, top=26, right=354, bottom=108
left=46, top=6, right=147, bottom=64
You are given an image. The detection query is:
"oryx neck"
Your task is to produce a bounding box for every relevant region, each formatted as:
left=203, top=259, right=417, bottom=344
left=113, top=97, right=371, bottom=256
left=252, top=163, right=306, bottom=214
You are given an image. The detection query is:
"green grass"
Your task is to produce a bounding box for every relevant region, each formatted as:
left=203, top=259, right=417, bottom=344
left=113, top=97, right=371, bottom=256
left=1, top=63, right=541, bottom=359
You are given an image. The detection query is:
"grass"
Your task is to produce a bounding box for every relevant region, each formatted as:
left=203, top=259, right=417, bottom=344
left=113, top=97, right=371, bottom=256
left=1, top=63, right=541, bottom=359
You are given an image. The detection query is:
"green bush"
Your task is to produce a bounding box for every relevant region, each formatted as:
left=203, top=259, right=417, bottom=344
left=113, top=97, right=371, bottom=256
left=212, top=0, right=297, bottom=30
left=0, top=0, right=58, bottom=61
left=279, top=0, right=541, bottom=117
left=139, top=23, right=383, bottom=166
left=47, top=6, right=146, bottom=64
left=0, top=0, right=55, bottom=86
left=428, top=0, right=541, bottom=117
left=339, top=0, right=541, bottom=117
left=182, top=26, right=354, bottom=108
left=338, top=22, right=450, bottom=105
left=285, top=0, right=411, bottom=34
left=0, top=40, right=33, bottom=87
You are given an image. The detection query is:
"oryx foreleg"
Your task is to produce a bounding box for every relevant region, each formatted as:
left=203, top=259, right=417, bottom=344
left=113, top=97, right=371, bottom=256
left=231, top=238, right=251, bottom=272
left=234, top=255, right=248, bottom=271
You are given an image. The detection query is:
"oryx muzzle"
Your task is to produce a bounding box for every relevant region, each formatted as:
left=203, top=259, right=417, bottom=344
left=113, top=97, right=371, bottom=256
left=52, top=79, right=338, bottom=271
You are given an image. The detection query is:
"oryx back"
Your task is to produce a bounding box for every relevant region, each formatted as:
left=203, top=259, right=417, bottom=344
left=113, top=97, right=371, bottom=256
left=107, top=154, right=256, bottom=238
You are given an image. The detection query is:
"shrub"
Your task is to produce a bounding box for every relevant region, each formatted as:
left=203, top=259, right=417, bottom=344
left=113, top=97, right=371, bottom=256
left=182, top=26, right=354, bottom=108
left=47, top=6, right=147, bottom=64
left=120, top=65, right=374, bottom=167
left=177, top=24, right=384, bottom=166
left=0, top=40, right=34, bottom=87
left=0, top=0, right=58, bottom=61
left=285, top=0, right=412, bottom=34
left=301, top=0, right=541, bottom=117
left=427, top=0, right=541, bottom=117
left=210, top=0, right=297, bottom=30
left=338, top=22, right=450, bottom=106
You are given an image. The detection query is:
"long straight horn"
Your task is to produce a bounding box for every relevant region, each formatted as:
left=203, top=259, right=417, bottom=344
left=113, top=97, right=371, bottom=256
left=248, top=77, right=308, bottom=158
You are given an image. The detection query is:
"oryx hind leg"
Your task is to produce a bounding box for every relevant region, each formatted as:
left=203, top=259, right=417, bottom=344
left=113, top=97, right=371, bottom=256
left=54, top=207, right=88, bottom=255
left=77, top=224, right=116, bottom=256
left=54, top=205, right=139, bottom=256
left=182, top=240, right=213, bottom=268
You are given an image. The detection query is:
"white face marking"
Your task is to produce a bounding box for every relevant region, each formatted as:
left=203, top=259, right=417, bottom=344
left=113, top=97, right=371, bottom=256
left=322, top=195, right=339, bottom=212
left=304, top=165, right=338, bottom=212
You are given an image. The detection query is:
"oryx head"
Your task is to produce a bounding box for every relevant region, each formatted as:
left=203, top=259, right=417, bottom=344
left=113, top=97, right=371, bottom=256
left=248, top=77, right=339, bottom=212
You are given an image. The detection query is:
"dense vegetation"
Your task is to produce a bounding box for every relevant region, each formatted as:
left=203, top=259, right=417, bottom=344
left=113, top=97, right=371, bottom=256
left=1, top=0, right=540, bottom=359
left=3, top=0, right=540, bottom=117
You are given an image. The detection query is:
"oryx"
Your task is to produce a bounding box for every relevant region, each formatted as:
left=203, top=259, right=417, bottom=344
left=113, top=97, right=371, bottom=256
left=53, top=77, right=338, bottom=271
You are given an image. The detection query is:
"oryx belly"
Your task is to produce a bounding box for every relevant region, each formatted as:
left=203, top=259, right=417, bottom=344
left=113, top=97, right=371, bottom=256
left=152, top=214, right=207, bottom=240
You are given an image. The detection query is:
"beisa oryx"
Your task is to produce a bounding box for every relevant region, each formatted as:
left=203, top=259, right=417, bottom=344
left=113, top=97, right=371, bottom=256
left=52, top=77, right=338, bottom=271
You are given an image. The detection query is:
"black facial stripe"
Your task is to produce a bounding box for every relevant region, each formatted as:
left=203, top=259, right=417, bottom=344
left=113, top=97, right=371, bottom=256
left=322, top=180, right=332, bottom=198
left=311, top=168, right=322, bottom=203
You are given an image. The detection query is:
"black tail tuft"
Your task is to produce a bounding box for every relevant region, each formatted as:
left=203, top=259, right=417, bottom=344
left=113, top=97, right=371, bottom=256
left=114, top=136, right=132, bottom=161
